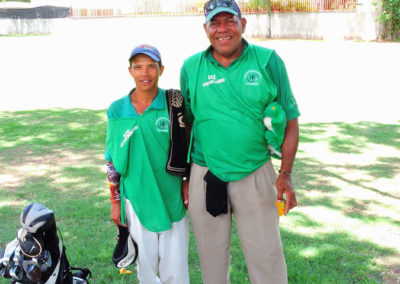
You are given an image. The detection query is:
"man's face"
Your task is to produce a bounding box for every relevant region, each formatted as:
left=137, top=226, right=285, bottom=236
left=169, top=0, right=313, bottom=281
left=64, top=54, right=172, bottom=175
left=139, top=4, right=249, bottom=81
left=129, top=54, right=164, bottom=93
left=204, top=12, right=247, bottom=59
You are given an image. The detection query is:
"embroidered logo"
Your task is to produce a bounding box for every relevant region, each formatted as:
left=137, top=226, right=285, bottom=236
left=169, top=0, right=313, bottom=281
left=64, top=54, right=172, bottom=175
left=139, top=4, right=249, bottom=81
left=156, top=117, right=169, bottom=132
left=120, top=126, right=138, bottom=147
left=177, top=112, right=185, bottom=128
left=244, top=70, right=262, bottom=85
left=202, top=74, right=226, bottom=87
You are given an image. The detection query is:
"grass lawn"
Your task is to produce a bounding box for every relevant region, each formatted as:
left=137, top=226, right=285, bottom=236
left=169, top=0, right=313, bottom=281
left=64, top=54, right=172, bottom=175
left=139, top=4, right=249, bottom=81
left=0, top=109, right=399, bottom=283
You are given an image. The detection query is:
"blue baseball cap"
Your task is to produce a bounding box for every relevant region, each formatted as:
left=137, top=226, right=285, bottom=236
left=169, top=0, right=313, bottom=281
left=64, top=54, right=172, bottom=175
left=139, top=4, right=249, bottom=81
left=129, top=44, right=161, bottom=63
left=204, top=0, right=241, bottom=22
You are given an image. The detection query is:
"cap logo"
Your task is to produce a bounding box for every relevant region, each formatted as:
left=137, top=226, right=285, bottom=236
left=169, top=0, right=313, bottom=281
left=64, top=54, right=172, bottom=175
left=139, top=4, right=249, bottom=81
left=136, top=45, right=155, bottom=51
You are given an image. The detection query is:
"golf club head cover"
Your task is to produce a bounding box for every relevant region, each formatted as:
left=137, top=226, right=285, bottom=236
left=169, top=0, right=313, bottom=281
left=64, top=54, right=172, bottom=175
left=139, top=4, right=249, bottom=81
left=20, top=203, right=55, bottom=234
left=18, top=229, right=44, bottom=258
left=204, top=170, right=228, bottom=217
left=112, top=226, right=138, bottom=268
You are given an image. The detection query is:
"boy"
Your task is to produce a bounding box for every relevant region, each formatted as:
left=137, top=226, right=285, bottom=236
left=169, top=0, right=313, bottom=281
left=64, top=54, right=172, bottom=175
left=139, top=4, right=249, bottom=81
left=105, top=44, right=190, bottom=284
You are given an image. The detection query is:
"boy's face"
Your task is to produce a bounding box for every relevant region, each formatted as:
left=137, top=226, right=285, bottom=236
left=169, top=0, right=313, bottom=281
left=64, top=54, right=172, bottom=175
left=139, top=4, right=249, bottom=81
left=129, top=54, right=164, bottom=93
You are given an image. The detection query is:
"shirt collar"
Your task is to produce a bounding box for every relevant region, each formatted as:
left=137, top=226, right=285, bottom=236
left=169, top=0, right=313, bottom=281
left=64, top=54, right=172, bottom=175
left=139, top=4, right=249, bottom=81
left=148, top=88, right=165, bottom=110
left=126, top=88, right=165, bottom=115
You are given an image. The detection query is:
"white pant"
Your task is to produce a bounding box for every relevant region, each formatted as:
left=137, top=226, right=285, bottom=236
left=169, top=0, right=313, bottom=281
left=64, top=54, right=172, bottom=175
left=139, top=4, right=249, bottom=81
left=125, top=199, right=190, bottom=284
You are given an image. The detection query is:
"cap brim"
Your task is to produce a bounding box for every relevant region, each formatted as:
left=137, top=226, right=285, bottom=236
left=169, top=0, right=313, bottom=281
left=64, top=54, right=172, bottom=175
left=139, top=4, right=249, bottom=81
left=206, top=7, right=238, bottom=22
left=129, top=51, right=160, bottom=63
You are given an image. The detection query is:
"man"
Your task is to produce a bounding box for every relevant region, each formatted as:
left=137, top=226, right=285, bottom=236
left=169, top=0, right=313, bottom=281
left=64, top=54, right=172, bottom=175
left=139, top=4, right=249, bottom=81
left=180, top=1, right=300, bottom=283
left=105, top=44, right=190, bottom=284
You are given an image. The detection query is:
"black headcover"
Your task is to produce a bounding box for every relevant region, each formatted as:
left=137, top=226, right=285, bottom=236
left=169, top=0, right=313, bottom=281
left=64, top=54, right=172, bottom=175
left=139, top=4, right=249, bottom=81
left=112, top=226, right=138, bottom=268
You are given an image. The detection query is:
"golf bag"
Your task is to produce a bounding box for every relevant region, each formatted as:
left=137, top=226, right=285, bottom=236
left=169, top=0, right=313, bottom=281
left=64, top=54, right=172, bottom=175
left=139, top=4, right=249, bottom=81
left=0, top=203, right=91, bottom=284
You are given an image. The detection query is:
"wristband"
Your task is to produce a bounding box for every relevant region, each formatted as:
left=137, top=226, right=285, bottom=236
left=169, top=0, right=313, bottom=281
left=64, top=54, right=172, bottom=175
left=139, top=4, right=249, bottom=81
left=278, top=170, right=291, bottom=176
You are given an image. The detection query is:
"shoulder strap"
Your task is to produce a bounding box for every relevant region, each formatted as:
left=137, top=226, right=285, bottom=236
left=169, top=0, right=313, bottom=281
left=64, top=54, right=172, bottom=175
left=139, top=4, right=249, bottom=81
left=182, top=51, right=205, bottom=163
left=165, top=89, right=188, bottom=176
left=183, top=51, right=205, bottom=109
left=252, top=44, right=279, bottom=102
left=166, top=89, right=184, bottom=112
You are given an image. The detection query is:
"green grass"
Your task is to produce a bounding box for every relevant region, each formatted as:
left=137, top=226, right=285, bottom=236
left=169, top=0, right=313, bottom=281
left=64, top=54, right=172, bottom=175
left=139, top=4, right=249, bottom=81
left=1, top=109, right=399, bottom=283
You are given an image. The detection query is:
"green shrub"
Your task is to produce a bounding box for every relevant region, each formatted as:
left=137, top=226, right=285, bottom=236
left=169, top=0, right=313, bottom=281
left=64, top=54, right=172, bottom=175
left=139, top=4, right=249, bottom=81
left=374, top=0, right=400, bottom=41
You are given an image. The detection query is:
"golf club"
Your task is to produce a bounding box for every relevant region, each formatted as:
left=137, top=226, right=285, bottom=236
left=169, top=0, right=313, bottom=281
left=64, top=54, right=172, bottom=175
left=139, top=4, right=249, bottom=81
left=9, top=263, right=23, bottom=281
left=12, top=247, right=23, bottom=264
left=38, top=250, right=52, bottom=272
left=0, top=264, right=6, bottom=277
left=25, top=263, right=41, bottom=282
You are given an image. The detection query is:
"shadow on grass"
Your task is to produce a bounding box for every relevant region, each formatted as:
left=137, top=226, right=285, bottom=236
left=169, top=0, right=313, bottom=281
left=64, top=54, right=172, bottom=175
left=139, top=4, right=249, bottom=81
left=282, top=229, right=394, bottom=283
left=229, top=213, right=395, bottom=283
left=0, top=109, right=107, bottom=163
left=1, top=110, right=399, bottom=283
left=301, top=121, right=400, bottom=154
left=295, top=158, right=400, bottom=201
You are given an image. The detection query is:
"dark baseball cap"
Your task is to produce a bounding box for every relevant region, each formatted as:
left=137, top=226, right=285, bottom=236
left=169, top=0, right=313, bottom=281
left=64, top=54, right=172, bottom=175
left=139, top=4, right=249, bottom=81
left=204, top=0, right=241, bottom=22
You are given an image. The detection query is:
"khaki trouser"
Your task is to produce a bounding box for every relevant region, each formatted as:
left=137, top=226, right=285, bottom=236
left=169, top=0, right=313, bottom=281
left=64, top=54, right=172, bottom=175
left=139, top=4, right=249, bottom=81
left=188, top=161, right=287, bottom=284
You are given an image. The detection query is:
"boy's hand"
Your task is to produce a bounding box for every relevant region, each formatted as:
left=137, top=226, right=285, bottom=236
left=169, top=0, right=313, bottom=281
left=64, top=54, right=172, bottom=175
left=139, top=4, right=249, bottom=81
left=181, top=180, right=189, bottom=209
left=111, top=202, right=123, bottom=226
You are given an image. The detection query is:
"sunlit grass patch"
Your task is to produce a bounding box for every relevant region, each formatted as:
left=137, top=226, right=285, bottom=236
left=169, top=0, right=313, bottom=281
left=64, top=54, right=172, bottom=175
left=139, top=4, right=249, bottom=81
left=1, top=109, right=399, bottom=283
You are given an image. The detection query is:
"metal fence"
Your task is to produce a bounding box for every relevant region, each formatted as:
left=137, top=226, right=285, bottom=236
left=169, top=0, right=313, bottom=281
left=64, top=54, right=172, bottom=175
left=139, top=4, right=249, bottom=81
left=270, top=0, right=357, bottom=12
left=70, top=0, right=357, bottom=18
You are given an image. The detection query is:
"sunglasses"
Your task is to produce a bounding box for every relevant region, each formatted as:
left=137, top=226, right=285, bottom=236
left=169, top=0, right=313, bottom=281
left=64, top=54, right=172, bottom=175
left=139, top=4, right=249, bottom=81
left=204, top=0, right=240, bottom=17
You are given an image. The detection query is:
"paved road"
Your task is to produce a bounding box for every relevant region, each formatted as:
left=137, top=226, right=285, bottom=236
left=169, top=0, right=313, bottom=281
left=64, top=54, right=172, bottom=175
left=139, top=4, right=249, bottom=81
left=0, top=25, right=399, bottom=124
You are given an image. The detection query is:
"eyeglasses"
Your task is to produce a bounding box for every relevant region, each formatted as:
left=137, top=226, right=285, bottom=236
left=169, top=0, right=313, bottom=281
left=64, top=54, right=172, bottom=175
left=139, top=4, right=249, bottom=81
left=204, top=0, right=241, bottom=18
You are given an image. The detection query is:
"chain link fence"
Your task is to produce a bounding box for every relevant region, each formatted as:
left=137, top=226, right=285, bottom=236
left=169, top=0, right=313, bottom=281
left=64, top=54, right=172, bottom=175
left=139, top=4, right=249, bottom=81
left=70, top=0, right=357, bottom=18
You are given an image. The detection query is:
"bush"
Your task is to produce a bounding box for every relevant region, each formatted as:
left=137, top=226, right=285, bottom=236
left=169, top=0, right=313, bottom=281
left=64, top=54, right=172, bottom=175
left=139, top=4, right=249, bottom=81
left=374, top=0, right=400, bottom=41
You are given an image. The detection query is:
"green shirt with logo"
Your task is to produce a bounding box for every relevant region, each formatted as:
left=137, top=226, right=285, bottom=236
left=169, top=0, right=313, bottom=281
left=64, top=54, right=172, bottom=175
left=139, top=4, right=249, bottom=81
left=105, top=89, right=185, bottom=232
left=180, top=42, right=300, bottom=182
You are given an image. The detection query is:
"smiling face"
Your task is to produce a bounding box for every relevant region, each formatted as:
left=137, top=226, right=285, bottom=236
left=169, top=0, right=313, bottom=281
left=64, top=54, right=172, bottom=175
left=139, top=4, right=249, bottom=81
left=204, top=12, right=247, bottom=64
left=129, top=54, right=164, bottom=94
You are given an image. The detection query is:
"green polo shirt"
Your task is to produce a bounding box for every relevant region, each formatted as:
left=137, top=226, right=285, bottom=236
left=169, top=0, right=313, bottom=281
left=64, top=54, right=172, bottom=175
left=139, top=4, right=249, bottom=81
left=105, top=89, right=185, bottom=232
left=180, top=42, right=300, bottom=182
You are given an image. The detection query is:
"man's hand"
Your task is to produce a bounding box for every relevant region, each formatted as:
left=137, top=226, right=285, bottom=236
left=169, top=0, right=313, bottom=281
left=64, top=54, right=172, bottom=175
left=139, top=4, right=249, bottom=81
left=111, top=202, right=123, bottom=226
left=181, top=180, right=189, bottom=209
left=276, top=118, right=299, bottom=215
left=276, top=173, right=297, bottom=215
